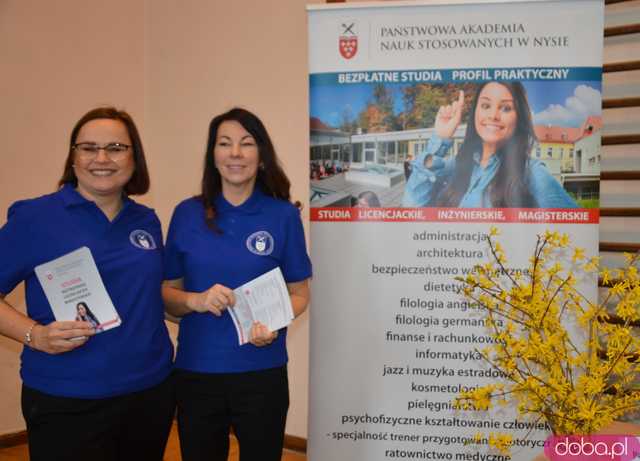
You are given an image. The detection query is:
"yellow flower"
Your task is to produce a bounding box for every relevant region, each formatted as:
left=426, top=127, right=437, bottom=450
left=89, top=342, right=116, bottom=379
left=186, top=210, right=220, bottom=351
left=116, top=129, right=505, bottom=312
left=488, top=433, right=512, bottom=455
left=583, top=257, right=599, bottom=272
left=544, top=230, right=560, bottom=242
left=457, top=229, right=640, bottom=444
left=610, top=282, right=627, bottom=297
left=548, top=262, right=563, bottom=276
left=576, top=398, right=600, bottom=425
left=616, top=301, right=639, bottom=321
left=577, top=375, right=605, bottom=396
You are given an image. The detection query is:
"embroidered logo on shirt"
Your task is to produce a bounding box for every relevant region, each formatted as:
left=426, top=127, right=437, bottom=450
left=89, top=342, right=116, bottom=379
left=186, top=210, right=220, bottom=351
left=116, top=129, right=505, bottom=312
left=246, top=231, right=274, bottom=256
left=129, top=230, right=157, bottom=250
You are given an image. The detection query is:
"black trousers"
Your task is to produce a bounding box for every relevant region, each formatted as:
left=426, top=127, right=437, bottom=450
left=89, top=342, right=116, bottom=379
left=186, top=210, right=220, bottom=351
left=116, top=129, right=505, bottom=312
left=21, top=375, right=175, bottom=461
left=175, top=366, right=289, bottom=461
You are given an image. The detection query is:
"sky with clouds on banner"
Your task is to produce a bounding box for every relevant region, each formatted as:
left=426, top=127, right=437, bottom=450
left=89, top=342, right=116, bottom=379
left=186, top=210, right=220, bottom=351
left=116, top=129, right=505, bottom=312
left=310, top=80, right=602, bottom=130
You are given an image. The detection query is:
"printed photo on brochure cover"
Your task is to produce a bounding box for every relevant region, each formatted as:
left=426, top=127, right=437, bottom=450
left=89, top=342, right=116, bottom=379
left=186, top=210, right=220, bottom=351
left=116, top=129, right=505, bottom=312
left=309, top=77, right=601, bottom=210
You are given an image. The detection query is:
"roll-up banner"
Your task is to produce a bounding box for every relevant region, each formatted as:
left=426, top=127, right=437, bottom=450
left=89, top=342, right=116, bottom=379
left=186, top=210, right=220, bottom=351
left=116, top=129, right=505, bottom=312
left=307, top=1, right=602, bottom=460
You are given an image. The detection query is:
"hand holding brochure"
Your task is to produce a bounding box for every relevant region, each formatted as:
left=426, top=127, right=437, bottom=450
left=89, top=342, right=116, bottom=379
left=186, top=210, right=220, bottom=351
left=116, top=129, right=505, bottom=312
left=228, top=267, right=293, bottom=345
left=34, top=247, right=121, bottom=333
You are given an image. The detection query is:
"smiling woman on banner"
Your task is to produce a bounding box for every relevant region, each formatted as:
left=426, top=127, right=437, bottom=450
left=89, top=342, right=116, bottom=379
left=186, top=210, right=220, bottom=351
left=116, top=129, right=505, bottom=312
left=162, top=107, right=312, bottom=461
left=402, top=81, right=578, bottom=208
left=0, top=107, right=174, bottom=461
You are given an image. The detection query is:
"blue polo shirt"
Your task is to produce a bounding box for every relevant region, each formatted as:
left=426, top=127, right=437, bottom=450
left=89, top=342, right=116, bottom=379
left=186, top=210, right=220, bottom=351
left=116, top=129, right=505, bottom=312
left=164, top=189, right=312, bottom=373
left=0, top=184, right=173, bottom=398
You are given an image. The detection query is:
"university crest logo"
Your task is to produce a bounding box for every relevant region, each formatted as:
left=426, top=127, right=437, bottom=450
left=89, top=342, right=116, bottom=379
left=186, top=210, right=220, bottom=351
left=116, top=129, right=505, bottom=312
left=129, top=230, right=157, bottom=250
left=246, top=231, right=274, bottom=256
left=339, top=22, right=358, bottom=59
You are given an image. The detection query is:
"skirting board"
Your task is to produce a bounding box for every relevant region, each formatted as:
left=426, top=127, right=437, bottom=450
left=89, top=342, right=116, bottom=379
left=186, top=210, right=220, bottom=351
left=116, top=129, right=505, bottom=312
left=0, top=430, right=27, bottom=449
left=284, top=434, right=307, bottom=453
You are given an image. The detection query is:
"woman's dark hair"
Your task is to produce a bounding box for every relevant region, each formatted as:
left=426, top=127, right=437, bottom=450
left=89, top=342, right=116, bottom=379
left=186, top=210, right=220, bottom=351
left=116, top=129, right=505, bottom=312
left=76, top=301, right=100, bottom=325
left=58, top=107, right=150, bottom=195
left=200, top=107, right=294, bottom=230
left=357, top=190, right=381, bottom=207
left=432, top=81, right=536, bottom=208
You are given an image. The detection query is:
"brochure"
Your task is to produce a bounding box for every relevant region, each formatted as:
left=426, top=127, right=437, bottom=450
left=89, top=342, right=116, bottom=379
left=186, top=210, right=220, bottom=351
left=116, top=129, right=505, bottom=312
left=34, top=247, right=121, bottom=332
left=228, top=267, right=293, bottom=345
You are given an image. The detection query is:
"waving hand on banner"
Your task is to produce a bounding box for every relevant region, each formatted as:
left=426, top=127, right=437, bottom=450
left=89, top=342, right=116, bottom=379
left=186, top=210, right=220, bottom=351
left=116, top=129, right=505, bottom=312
left=435, top=90, right=465, bottom=140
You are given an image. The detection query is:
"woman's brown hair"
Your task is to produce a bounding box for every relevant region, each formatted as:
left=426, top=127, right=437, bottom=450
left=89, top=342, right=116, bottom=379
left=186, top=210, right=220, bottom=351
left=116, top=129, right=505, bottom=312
left=58, top=107, right=150, bottom=195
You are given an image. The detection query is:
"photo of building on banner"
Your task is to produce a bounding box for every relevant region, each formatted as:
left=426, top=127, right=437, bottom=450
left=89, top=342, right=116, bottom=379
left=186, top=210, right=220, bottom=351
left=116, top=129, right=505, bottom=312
left=309, top=73, right=601, bottom=223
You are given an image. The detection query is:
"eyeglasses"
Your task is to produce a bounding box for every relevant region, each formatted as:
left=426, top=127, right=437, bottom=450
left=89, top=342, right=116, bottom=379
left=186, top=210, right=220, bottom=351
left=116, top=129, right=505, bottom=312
left=73, top=142, right=131, bottom=160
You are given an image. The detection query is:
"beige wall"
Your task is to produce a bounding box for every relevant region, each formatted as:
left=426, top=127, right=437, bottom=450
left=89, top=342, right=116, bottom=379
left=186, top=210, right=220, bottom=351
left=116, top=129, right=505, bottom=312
left=0, top=0, right=318, bottom=437
left=0, top=0, right=146, bottom=434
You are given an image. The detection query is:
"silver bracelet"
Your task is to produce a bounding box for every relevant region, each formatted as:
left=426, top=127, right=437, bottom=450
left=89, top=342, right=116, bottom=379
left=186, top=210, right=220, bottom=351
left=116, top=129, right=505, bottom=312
left=25, top=322, right=37, bottom=348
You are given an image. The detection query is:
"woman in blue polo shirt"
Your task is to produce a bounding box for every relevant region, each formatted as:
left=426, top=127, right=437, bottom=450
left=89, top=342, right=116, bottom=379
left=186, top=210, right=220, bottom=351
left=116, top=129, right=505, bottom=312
left=0, top=107, right=174, bottom=461
left=162, top=107, right=312, bottom=461
left=402, top=81, right=578, bottom=208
